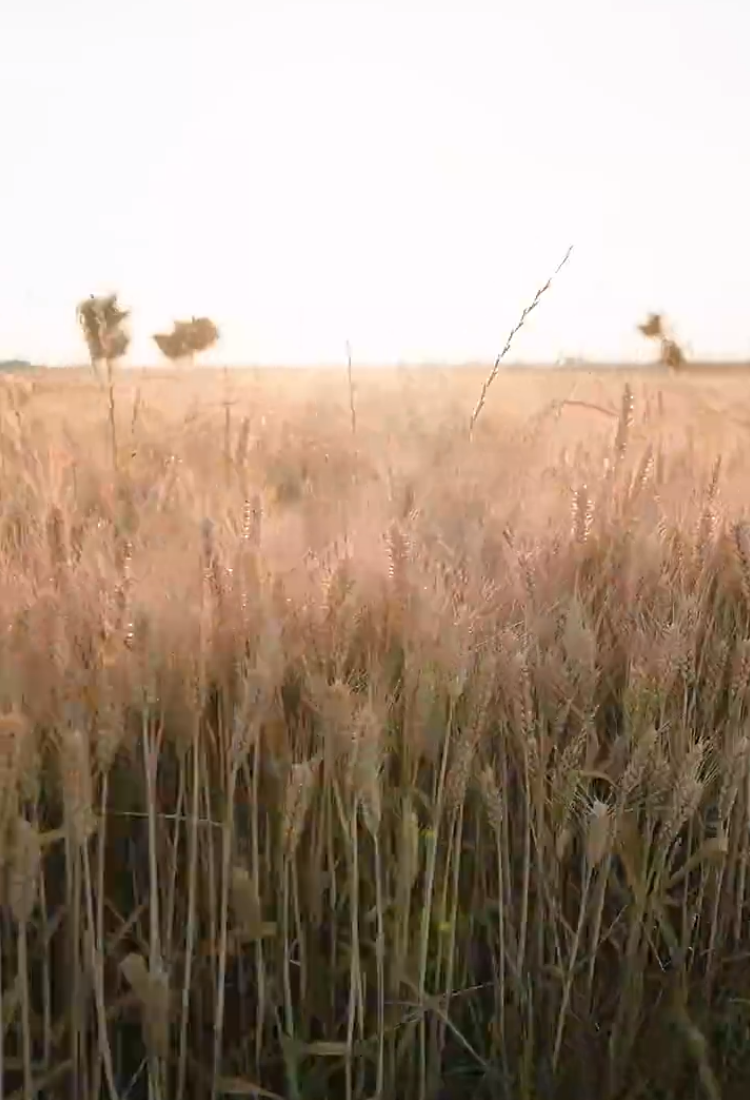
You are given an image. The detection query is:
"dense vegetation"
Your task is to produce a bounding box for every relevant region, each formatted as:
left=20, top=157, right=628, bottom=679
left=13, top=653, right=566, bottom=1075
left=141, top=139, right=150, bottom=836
left=0, top=364, right=748, bottom=1100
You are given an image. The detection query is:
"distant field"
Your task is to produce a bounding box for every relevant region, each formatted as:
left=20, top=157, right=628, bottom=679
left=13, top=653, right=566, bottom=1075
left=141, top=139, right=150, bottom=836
left=2, top=362, right=750, bottom=1099
left=16, top=361, right=750, bottom=498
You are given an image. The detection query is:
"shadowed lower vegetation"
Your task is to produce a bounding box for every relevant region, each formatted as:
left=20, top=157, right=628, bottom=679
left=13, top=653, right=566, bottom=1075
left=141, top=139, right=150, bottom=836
left=1, top=366, right=750, bottom=1099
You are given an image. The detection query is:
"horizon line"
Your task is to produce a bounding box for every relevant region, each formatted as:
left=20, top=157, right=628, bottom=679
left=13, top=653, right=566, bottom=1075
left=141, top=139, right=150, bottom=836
left=5, top=357, right=750, bottom=373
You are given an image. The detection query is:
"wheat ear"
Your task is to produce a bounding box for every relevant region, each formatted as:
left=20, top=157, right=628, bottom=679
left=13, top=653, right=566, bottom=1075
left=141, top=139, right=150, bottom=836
left=469, top=244, right=573, bottom=436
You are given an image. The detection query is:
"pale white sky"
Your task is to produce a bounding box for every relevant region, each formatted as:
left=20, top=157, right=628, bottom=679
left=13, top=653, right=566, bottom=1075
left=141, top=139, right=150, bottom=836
left=1, top=0, right=748, bottom=366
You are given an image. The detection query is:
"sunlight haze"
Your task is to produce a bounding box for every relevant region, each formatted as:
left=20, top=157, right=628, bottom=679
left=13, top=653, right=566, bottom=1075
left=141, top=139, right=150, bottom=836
left=1, top=0, right=748, bottom=366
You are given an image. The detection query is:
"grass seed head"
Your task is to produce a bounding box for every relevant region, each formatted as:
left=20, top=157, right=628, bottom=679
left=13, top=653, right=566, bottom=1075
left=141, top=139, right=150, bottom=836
left=477, top=764, right=503, bottom=837
left=571, top=485, right=594, bottom=543
left=59, top=727, right=96, bottom=846
left=445, top=729, right=478, bottom=813
left=613, top=383, right=634, bottom=461
left=585, top=799, right=612, bottom=868
left=400, top=804, right=421, bottom=892
left=8, top=817, right=41, bottom=923
left=120, top=952, right=171, bottom=1059
left=620, top=724, right=659, bottom=801
left=663, top=741, right=706, bottom=849
left=0, top=711, right=29, bottom=833
left=282, top=758, right=319, bottom=860
left=349, top=703, right=385, bottom=835
left=230, top=864, right=262, bottom=932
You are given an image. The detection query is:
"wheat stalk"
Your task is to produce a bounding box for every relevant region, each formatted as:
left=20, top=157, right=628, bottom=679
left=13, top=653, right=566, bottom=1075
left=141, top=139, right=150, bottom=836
left=346, top=340, right=357, bottom=436
left=469, top=244, right=573, bottom=435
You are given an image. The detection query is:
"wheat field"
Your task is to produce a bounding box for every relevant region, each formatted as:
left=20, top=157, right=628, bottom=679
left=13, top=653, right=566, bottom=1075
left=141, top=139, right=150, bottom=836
left=2, top=363, right=750, bottom=1100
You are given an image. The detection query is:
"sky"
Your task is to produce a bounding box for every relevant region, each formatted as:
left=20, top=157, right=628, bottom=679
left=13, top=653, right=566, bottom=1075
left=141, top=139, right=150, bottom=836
left=1, top=0, right=748, bottom=367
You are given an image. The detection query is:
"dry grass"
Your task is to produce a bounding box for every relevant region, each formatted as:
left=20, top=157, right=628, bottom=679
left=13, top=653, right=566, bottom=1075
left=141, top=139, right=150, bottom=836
left=2, top=363, right=750, bottom=1099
